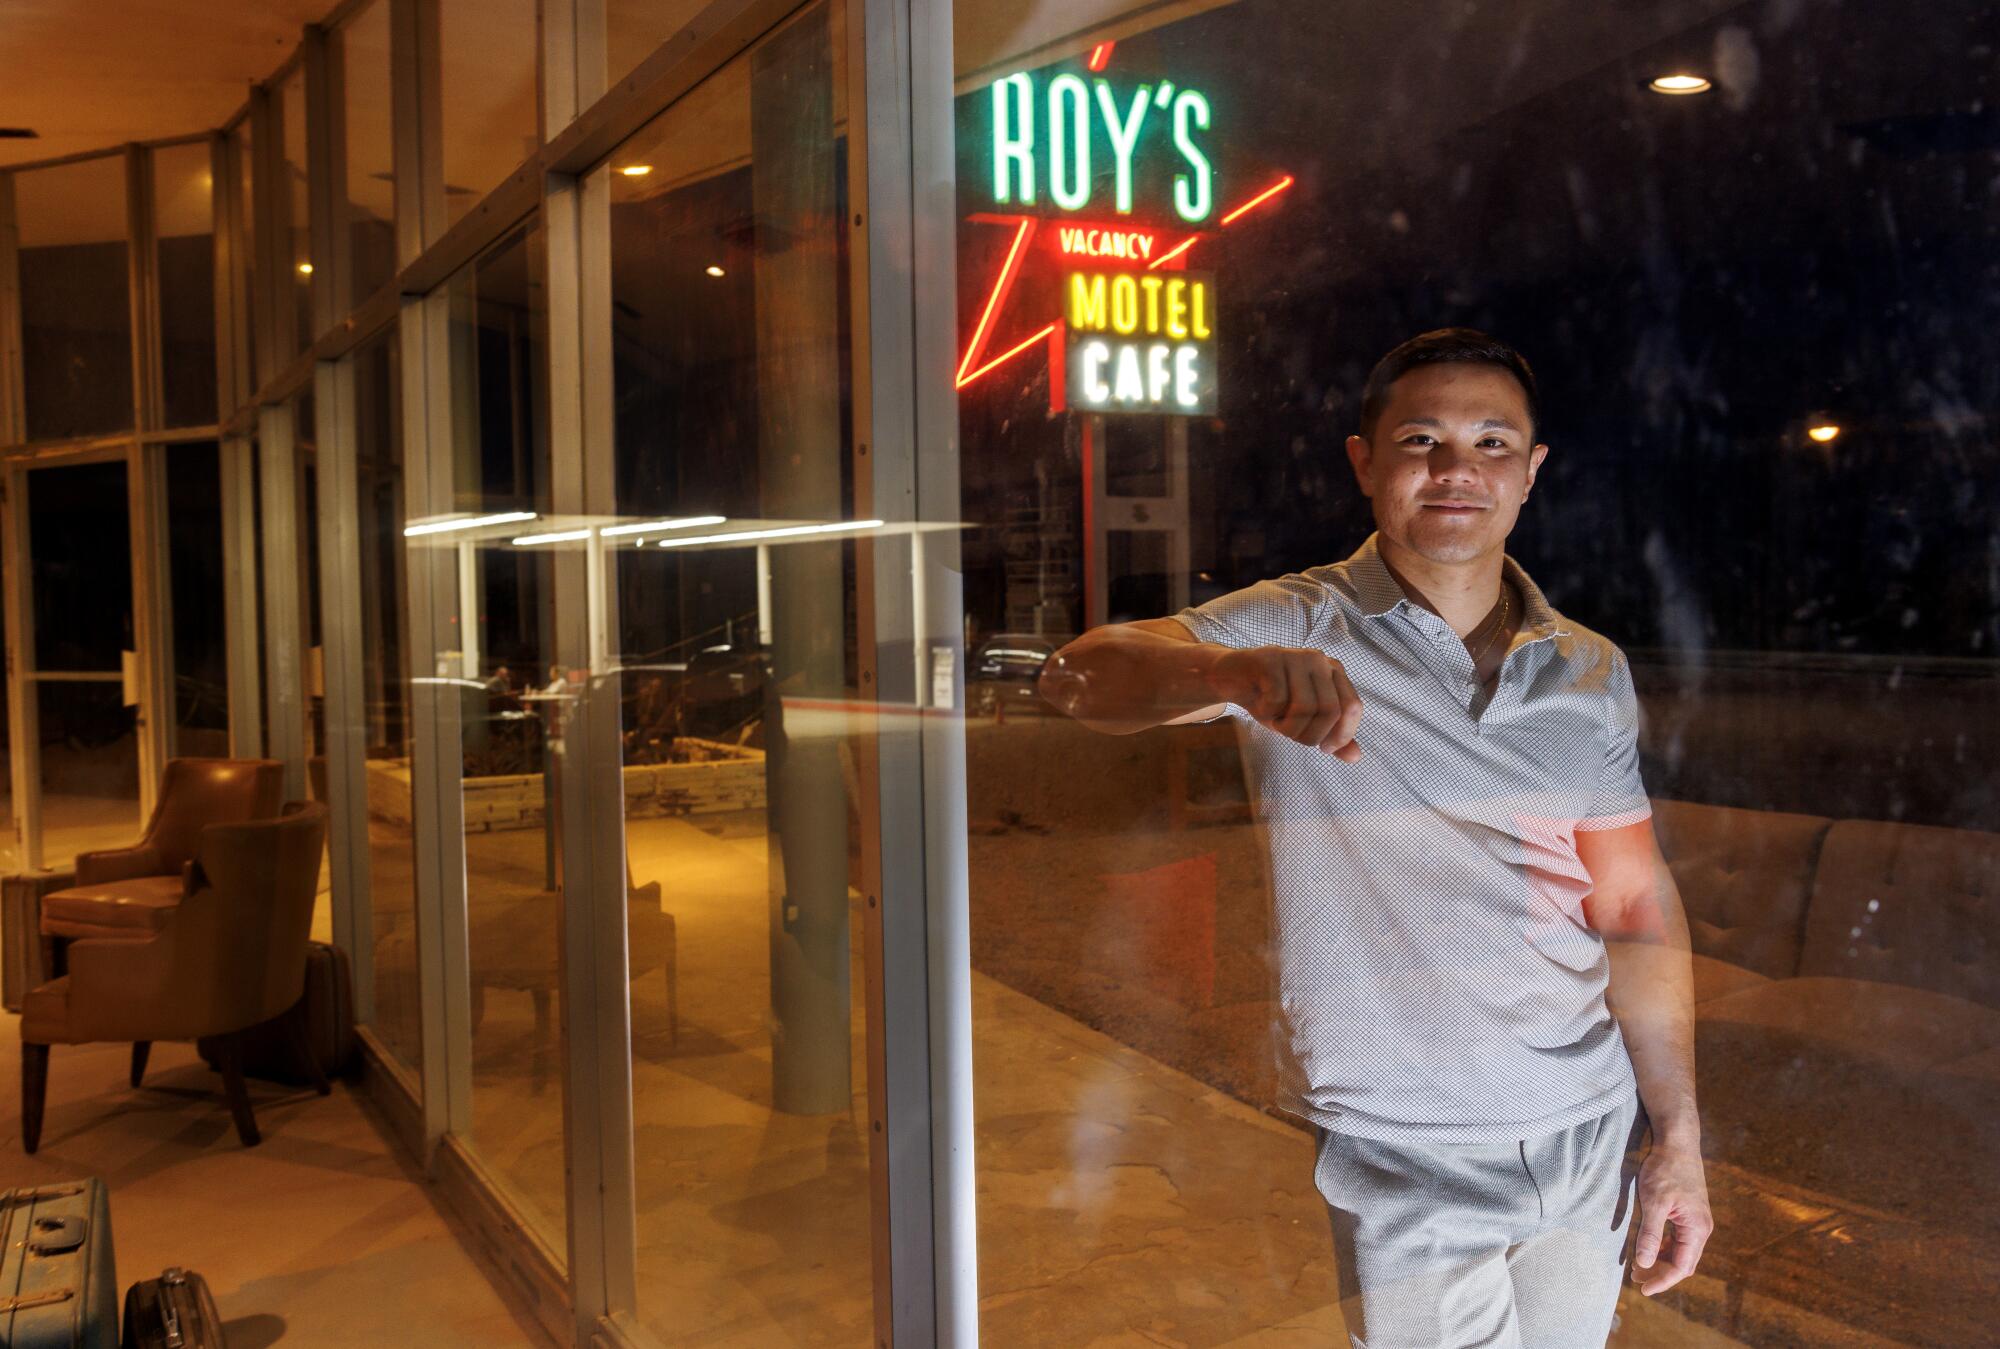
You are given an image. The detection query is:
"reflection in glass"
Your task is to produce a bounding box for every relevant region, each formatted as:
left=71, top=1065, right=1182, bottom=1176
left=33, top=682, right=141, bottom=871
left=16, top=156, right=132, bottom=441
left=352, top=329, right=424, bottom=1074
left=605, top=1, right=870, bottom=1338
left=605, top=0, right=710, bottom=93
left=952, top=1, right=2000, bottom=1345
left=439, top=0, right=538, bottom=231
left=233, top=123, right=257, bottom=390
left=340, top=0, right=396, bottom=303
left=166, top=442, right=229, bottom=757
left=153, top=142, right=217, bottom=427
left=444, top=223, right=566, bottom=1248
left=280, top=69, right=314, bottom=355
left=26, top=461, right=141, bottom=865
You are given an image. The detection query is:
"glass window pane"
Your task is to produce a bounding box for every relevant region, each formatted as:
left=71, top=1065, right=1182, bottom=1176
left=233, top=123, right=258, bottom=392
left=605, top=2, right=864, bottom=1338
left=439, top=222, right=564, bottom=1248
left=166, top=442, right=229, bottom=756
left=950, top=3, right=2000, bottom=1346
left=280, top=68, right=314, bottom=354
left=605, top=0, right=710, bottom=92
left=340, top=0, right=396, bottom=304
left=30, top=460, right=131, bottom=673
left=25, top=460, right=141, bottom=865
left=439, top=0, right=538, bottom=231
left=353, top=328, right=424, bottom=1075
left=154, top=143, right=217, bottom=427
left=295, top=390, right=323, bottom=774
left=16, top=156, right=132, bottom=442
left=35, top=681, right=141, bottom=869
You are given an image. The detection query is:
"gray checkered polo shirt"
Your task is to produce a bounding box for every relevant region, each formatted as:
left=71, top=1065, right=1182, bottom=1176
left=1174, top=532, right=1651, bottom=1144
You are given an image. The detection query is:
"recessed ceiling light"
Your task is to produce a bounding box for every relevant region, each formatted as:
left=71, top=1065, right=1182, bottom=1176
left=1807, top=424, right=1841, bottom=443
left=1648, top=73, right=1711, bottom=95
left=297, top=261, right=313, bottom=275
left=619, top=164, right=653, bottom=177
left=705, top=264, right=725, bottom=277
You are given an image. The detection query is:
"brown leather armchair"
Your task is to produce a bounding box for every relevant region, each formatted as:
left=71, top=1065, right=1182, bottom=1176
left=40, top=757, right=286, bottom=947
left=20, top=802, right=331, bottom=1153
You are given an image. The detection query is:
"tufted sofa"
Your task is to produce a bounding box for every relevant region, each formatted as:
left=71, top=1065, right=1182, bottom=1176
left=966, top=716, right=2000, bottom=1343
left=1655, top=797, right=2000, bottom=1072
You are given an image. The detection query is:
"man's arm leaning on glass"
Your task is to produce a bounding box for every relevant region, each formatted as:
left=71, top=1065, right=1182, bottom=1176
left=1037, top=617, right=1365, bottom=759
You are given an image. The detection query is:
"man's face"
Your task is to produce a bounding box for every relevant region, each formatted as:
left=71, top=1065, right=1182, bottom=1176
left=1343, top=363, right=1549, bottom=565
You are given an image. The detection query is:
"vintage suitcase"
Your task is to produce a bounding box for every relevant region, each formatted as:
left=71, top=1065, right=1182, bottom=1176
left=199, top=941, right=356, bottom=1087
left=0, top=1178, right=118, bottom=1349
left=119, top=1269, right=224, bottom=1349
left=2, top=871, right=74, bottom=1014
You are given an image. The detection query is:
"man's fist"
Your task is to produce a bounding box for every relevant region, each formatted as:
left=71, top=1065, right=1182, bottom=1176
left=1211, top=646, right=1364, bottom=760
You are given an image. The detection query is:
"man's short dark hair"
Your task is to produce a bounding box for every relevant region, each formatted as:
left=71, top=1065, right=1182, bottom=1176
left=1358, top=328, right=1540, bottom=442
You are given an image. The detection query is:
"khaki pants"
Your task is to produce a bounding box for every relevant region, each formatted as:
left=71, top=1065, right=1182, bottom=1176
left=1311, top=1092, right=1647, bottom=1349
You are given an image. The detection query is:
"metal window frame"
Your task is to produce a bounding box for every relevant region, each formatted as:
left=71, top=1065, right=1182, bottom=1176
left=0, top=144, right=182, bottom=859
left=848, top=1, right=976, bottom=1343
left=314, top=351, right=374, bottom=1010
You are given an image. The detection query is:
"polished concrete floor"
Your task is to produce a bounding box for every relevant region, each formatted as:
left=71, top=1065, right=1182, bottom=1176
left=2, top=796, right=1819, bottom=1346
left=441, top=810, right=1747, bottom=1347
left=0, top=1019, right=543, bottom=1347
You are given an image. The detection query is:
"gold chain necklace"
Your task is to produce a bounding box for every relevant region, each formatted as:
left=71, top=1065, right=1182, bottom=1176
left=1468, top=585, right=1512, bottom=665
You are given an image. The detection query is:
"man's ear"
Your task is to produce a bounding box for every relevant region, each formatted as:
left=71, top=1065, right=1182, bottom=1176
left=1344, top=433, right=1374, bottom=497
left=1525, top=441, right=1549, bottom=498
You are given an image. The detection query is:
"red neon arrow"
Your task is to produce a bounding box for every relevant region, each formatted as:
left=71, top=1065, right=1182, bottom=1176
left=955, top=218, right=1037, bottom=385
left=1147, top=173, right=1295, bottom=270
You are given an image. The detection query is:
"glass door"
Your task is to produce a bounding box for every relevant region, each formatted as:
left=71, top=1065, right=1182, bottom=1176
left=5, top=455, right=146, bottom=872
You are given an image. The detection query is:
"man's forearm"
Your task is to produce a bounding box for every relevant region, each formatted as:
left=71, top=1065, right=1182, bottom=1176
left=1038, top=626, right=1230, bottom=733
left=1601, top=870, right=1701, bottom=1146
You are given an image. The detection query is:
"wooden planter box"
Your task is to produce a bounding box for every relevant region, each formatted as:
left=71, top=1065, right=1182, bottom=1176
left=365, top=738, right=766, bottom=832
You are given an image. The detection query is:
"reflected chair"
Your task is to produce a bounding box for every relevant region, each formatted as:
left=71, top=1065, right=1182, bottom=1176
left=39, top=758, right=287, bottom=963
left=471, top=867, right=677, bottom=1087
left=377, top=861, right=677, bottom=1094
left=19, top=802, right=331, bottom=1153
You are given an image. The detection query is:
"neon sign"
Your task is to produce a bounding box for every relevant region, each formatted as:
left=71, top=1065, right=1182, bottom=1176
left=958, top=47, right=1290, bottom=416
left=1052, top=224, right=1159, bottom=261
left=989, top=73, right=1214, bottom=222
left=1060, top=268, right=1216, bottom=414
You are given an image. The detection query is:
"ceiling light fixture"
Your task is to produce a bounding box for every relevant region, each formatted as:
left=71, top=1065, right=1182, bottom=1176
left=705, top=264, right=725, bottom=277
left=600, top=514, right=728, bottom=539
left=653, top=519, right=887, bottom=549
left=1648, top=74, right=1711, bottom=95
left=1807, top=424, right=1841, bottom=443
left=403, top=511, right=538, bottom=537
left=297, top=261, right=313, bottom=275
left=619, top=164, right=653, bottom=176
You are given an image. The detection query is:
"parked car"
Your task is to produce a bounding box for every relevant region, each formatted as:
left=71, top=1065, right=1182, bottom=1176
left=682, top=643, right=770, bottom=739
left=969, top=633, right=1073, bottom=717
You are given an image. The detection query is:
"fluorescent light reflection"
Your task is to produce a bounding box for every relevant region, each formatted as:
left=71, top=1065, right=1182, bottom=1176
left=511, top=528, right=593, bottom=546
left=653, top=519, right=887, bottom=549
left=600, top=514, right=727, bottom=538
left=404, top=511, right=537, bottom=537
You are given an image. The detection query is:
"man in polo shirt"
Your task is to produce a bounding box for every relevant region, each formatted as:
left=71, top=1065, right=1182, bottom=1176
left=1040, top=328, right=1712, bottom=1347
